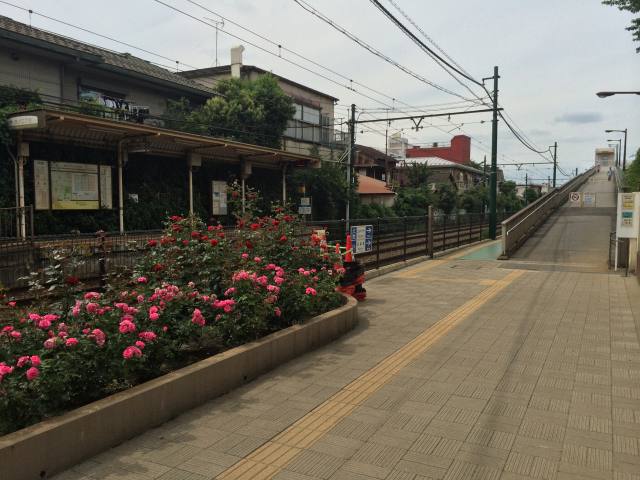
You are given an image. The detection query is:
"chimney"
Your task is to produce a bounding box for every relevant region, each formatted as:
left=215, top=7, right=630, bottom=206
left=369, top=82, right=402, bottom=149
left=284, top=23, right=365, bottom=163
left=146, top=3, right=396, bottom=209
left=230, top=45, right=244, bottom=78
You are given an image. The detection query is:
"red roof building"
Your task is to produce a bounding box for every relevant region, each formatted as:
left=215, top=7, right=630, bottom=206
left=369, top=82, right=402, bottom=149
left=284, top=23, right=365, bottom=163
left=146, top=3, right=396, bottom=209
left=406, top=135, right=471, bottom=165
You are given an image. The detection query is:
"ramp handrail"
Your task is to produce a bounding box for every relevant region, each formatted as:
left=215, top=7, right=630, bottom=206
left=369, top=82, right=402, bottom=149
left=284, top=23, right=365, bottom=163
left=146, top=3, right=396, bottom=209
left=500, top=167, right=597, bottom=258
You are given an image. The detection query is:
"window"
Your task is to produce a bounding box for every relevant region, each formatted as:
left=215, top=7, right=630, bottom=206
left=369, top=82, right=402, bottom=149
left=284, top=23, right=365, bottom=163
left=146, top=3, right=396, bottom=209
left=285, top=102, right=325, bottom=143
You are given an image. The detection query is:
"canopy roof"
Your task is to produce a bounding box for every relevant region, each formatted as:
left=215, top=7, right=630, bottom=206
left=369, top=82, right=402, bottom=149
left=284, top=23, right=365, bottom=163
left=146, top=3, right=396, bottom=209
left=8, top=109, right=317, bottom=169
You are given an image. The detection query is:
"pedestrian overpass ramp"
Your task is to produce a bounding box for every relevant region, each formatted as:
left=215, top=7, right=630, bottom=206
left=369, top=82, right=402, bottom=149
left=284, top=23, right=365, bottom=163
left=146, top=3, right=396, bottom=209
left=505, top=170, right=616, bottom=272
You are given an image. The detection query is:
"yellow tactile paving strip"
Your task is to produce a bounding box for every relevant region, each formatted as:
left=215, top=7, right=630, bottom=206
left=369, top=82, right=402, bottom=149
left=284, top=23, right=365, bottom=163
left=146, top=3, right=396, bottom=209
left=216, top=269, right=525, bottom=479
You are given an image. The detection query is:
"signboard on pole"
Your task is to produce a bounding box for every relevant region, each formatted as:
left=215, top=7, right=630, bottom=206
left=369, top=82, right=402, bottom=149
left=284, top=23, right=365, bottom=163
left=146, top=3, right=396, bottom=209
left=350, top=224, right=373, bottom=254
left=616, top=192, right=639, bottom=238
left=298, top=197, right=312, bottom=215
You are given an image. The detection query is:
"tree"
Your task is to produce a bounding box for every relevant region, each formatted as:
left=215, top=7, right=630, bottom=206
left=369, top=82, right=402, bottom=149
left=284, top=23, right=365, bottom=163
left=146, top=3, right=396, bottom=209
left=603, top=0, right=640, bottom=52
left=524, top=187, right=540, bottom=204
left=624, top=147, right=640, bottom=190
left=435, top=183, right=458, bottom=214
left=289, top=162, right=354, bottom=220
left=459, top=185, right=487, bottom=213
left=394, top=187, right=434, bottom=217
left=404, top=163, right=430, bottom=187
left=192, top=75, right=295, bottom=148
left=497, top=180, right=523, bottom=213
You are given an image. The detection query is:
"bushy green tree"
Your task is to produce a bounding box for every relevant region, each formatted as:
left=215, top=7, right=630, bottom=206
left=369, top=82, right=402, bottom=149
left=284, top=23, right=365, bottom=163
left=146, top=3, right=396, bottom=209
left=624, top=148, right=640, bottom=190
left=459, top=185, right=487, bottom=213
left=289, top=162, right=356, bottom=220
left=191, top=75, right=295, bottom=148
left=603, top=0, right=640, bottom=52
left=435, top=183, right=458, bottom=214
left=497, top=180, right=523, bottom=213
left=524, top=187, right=540, bottom=204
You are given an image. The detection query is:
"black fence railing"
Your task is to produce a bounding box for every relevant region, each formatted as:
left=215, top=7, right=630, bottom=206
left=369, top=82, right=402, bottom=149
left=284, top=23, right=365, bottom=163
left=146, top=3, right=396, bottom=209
left=0, top=212, right=508, bottom=294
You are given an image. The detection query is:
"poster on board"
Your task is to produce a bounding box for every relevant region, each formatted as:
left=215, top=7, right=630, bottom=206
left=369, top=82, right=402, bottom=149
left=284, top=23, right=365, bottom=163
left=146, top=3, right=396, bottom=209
left=33, top=161, right=113, bottom=210
left=211, top=181, right=228, bottom=215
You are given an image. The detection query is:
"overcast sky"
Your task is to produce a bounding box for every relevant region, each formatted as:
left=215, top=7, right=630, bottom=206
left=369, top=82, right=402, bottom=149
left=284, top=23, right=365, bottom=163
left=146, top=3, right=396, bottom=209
left=2, top=0, right=639, bottom=184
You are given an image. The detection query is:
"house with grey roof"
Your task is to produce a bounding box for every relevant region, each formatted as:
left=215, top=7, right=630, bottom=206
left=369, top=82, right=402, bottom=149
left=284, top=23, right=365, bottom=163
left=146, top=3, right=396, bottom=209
left=0, top=15, right=214, bottom=119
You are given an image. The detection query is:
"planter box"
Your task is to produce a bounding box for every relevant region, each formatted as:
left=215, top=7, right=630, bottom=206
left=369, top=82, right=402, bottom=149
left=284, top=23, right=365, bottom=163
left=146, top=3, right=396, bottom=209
left=0, top=296, right=358, bottom=480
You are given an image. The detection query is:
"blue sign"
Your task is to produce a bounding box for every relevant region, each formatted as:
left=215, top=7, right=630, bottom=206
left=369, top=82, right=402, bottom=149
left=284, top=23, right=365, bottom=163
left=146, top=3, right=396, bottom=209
left=350, top=224, right=373, bottom=254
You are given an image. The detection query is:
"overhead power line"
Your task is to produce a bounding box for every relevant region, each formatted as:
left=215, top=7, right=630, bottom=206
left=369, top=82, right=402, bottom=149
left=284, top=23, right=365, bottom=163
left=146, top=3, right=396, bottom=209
left=292, top=0, right=483, bottom=103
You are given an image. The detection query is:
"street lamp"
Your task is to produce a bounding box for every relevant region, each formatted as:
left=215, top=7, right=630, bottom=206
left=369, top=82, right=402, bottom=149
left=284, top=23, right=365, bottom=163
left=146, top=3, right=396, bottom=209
left=608, top=139, right=622, bottom=166
left=605, top=129, right=628, bottom=170
left=596, top=91, right=640, bottom=98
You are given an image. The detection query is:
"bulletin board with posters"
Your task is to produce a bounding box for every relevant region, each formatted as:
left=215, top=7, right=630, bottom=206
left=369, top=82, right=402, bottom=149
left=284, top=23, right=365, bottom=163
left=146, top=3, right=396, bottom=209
left=33, top=160, right=113, bottom=210
left=211, top=180, right=228, bottom=215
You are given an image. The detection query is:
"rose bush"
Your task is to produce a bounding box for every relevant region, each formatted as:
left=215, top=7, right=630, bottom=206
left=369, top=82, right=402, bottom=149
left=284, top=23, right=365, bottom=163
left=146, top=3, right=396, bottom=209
left=0, top=208, right=343, bottom=434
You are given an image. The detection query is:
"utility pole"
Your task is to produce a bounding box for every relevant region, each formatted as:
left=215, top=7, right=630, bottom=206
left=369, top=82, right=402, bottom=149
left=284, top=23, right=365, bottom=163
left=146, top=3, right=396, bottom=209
left=488, top=66, right=499, bottom=240
left=347, top=103, right=356, bottom=230
left=483, top=155, right=487, bottom=186
left=623, top=128, right=628, bottom=170
left=524, top=172, right=528, bottom=206
left=552, top=141, right=557, bottom=188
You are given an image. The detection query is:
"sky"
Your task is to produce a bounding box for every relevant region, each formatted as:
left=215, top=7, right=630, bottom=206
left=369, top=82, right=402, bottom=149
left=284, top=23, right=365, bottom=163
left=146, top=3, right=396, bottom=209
left=1, top=0, right=639, bottom=185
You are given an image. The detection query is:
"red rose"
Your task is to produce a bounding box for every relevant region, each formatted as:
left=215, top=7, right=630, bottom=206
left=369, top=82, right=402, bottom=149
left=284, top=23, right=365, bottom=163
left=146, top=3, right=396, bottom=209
left=245, top=240, right=253, bottom=250
left=210, top=239, right=218, bottom=247
left=250, top=223, right=260, bottom=231
left=190, top=231, right=200, bottom=239
left=153, top=263, right=164, bottom=272
left=65, top=276, right=79, bottom=286
left=279, top=235, right=287, bottom=243
left=147, top=239, right=157, bottom=247
left=182, top=240, right=189, bottom=246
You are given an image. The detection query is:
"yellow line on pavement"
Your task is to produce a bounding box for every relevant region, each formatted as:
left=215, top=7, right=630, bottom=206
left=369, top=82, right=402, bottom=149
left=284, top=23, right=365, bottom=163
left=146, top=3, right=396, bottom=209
left=216, top=269, right=525, bottom=479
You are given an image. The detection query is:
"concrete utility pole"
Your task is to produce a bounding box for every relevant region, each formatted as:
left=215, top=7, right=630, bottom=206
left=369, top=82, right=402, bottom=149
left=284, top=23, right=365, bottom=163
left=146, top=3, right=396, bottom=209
left=524, top=172, right=528, bottom=206
left=488, top=66, right=499, bottom=240
left=347, top=103, right=356, bottom=230
left=552, top=141, right=557, bottom=188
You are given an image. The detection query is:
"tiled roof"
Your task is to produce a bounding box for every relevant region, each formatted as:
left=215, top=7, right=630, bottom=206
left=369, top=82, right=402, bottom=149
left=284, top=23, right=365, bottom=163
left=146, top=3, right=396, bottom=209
left=0, top=15, right=213, bottom=96
left=357, top=175, right=395, bottom=195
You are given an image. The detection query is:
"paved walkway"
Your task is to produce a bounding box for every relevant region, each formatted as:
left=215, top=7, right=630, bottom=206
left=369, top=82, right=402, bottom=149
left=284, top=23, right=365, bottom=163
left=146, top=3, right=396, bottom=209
left=53, top=234, right=640, bottom=480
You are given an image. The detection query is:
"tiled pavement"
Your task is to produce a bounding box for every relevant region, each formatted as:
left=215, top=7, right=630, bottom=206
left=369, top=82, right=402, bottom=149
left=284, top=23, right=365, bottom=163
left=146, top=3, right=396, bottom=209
left=54, top=244, right=640, bottom=480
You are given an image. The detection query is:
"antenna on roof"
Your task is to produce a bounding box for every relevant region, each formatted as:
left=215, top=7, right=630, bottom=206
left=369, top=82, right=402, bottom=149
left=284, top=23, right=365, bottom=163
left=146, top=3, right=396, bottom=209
left=204, top=17, right=225, bottom=66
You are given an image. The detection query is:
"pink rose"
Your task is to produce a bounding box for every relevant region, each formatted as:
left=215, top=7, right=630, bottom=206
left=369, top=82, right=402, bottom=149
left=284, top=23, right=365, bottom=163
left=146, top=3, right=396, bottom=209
left=90, top=329, right=106, bottom=347
left=274, top=307, right=282, bottom=317
left=274, top=276, right=284, bottom=285
left=149, top=312, right=160, bottom=321
left=84, top=292, right=100, bottom=300
left=43, top=338, right=57, bottom=349
left=305, top=287, right=317, bottom=296
left=17, top=356, right=30, bottom=368
left=138, top=331, right=157, bottom=342
left=191, top=308, right=206, bottom=327
left=65, top=338, right=78, bottom=348
left=122, top=346, right=143, bottom=360
left=224, top=287, right=236, bottom=296
left=135, top=340, right=146, bottom=349
left=9, top=331, right=21, bottom=340
left=26, top=367, right=39, bottom=381
left=241, top=253, right=249, bottom=260
left=254, top=256, right=262, bottom=263
left=137, top=276, right=148, bottom=284
left=118, top=319, right=137, bottom=334
left=86, top=302, right=99, bottom=314
left=30, top=355, right=41, bottom=367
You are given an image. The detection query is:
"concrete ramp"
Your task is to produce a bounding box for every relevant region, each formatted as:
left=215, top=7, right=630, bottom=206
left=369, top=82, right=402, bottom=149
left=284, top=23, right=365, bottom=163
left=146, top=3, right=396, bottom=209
left=508, top=170, right=616, bottom=272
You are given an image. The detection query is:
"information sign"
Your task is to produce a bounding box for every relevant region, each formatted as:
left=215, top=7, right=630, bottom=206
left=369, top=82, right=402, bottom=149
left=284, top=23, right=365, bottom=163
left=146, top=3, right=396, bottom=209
left=298, top=197, right=312, bottom=215
left=211, top=181, right=228, bottom=215
left=350, top=224, right=373, bottom=254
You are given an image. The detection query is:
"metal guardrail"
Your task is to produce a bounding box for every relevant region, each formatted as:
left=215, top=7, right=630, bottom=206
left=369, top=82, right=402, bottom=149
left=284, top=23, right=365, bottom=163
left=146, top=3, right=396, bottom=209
left=500, top=167, right=597, bottom=258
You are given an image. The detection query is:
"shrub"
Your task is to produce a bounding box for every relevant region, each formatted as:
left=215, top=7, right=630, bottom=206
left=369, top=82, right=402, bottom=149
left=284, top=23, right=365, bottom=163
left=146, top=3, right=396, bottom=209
left=0, top=209, right=343, bottom=434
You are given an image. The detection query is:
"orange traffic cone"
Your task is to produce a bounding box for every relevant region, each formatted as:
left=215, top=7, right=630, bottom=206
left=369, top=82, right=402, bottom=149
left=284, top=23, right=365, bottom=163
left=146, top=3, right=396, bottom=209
left=345, top=234, right=353, bottom=262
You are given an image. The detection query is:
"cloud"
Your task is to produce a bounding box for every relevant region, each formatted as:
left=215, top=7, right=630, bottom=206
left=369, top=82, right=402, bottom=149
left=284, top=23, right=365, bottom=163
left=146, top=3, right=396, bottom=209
left=554, top=112, right=603, bottom=124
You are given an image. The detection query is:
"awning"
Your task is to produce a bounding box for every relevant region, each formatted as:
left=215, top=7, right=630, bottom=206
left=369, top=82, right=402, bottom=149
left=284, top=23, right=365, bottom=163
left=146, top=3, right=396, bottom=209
left=8, top=108, right=318, bottom=169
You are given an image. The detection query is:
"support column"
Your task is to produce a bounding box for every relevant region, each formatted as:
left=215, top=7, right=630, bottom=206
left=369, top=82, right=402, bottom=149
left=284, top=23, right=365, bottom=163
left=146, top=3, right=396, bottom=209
left=17, top=142, right=28, bottom=239
left=117, top=143, right=126, bottom=233
left=282, top=163, right=287, bottom=205
left=188, top=163, right=194, bottom=215
left=241, top=177, right=246, bottom=214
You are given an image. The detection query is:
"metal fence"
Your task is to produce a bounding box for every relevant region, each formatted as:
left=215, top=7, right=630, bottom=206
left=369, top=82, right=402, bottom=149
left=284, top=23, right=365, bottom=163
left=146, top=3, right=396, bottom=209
left=0, top=230, right=161, bottom=292
left=608, top=231, right=629, bottom=271
left=306, top=212, right=502, bottom=271
left=0, top=212, right=506, bottom=294
left=0, top=206, right=34, bottom=241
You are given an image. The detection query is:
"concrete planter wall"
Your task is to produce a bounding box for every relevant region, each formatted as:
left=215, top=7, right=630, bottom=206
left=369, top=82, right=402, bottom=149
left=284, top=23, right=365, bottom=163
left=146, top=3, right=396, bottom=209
left=0, top=296, right=358, bottom=480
